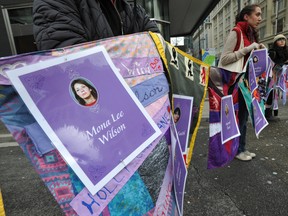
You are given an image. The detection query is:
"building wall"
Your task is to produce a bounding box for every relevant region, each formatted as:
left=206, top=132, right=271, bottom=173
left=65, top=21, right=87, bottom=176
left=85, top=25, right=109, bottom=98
left=193, top=0, right=288, bottom=62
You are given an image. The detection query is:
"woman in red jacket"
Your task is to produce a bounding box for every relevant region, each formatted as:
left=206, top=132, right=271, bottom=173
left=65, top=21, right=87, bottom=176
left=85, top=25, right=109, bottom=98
left=218, top=4, right=265, bottom=161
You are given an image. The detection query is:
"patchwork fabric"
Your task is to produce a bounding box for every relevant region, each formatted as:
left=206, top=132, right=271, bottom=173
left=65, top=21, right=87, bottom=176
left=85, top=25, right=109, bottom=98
left=0, top=32, right=208, bottom=215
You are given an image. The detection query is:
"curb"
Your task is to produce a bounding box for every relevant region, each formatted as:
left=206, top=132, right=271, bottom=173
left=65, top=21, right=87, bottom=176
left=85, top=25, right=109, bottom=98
left=0, top=189, right=5, bottom=216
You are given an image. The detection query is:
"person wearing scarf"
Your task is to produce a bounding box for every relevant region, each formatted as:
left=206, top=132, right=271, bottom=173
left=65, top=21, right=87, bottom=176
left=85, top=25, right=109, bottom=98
left=218, top=4, right=265, bottom=161
left=266, top=34, right=288, bottom=120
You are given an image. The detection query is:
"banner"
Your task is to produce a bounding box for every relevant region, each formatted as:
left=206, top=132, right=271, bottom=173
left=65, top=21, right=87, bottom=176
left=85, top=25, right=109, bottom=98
left=150, top=33, right=209, bottom=167
left=0, top=32, right=208, bottom=215
left=7, top=46, right=161, bottom=196
left=220, top=95, right=240, bottom=144
left=172, top=94, right=194, bottom=161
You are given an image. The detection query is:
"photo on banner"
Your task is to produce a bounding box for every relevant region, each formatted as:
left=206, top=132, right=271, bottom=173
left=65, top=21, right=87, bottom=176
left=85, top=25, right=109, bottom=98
left=172, top=94, right=194, bottom=156
left=170, top=117, right=187, bottom=216
left=220, top=95, right=240, bottom=144
left=7, top=46, right=161, bottom=196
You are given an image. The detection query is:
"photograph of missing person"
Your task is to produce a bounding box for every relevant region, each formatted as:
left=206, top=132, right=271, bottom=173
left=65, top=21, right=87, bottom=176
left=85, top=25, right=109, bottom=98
left=173, top=107, right=181, bottom=123
left=70, top=78, right=98, bottom=107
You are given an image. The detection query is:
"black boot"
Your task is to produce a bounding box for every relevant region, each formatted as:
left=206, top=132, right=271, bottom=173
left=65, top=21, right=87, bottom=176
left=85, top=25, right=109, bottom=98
left=265, top=108, right=272, bottom=118
left=274, top=109, right=278, bottom=116
left=265, top=108, right=279, bottom=122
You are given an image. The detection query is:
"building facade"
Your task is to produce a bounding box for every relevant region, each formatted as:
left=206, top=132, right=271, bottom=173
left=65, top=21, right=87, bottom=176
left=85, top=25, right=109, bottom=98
left=192, top=0, right=288, bottom=62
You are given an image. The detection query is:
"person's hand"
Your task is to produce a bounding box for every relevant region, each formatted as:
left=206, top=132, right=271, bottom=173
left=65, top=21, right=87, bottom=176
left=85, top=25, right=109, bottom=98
left=248, top=42, right=261, bottom=51
left=258, top=43, right=266, bottom=49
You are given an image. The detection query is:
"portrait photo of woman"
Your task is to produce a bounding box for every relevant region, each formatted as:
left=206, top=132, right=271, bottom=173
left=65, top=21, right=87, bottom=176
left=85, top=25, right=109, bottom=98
left=173, top=107, right=181, bottom=123
left=70, top=78, right=98, bottom=107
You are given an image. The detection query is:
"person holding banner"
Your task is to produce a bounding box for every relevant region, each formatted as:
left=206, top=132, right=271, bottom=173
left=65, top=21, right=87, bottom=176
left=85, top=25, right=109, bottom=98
left=33, top=0, right=159, bottom=50
left=218, top=4, right=264, bottom=161
left=266, top=34, right=288, bottom=120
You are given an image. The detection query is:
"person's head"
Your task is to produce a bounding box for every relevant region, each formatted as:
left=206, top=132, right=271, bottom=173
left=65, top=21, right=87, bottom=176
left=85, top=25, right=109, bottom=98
left=173, top=107, right=181, bottom=123
left=71, top=78, right=98, bottom=105
left=235, top=4, right=262, bottom=29
left=273, top=34, right=287, bottom=48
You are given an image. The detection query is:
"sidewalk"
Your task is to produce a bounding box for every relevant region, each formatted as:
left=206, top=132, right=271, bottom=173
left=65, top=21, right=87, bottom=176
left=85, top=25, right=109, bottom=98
left=0, top=101, right=288, bottom=215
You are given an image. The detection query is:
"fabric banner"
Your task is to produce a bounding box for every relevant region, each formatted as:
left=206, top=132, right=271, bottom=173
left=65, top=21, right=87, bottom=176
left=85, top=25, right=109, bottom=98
left=0, top=32, right=170, bottom=215
left=7, top=46, right=161, bottom=196
left=0, top=32, right=208, bottom=215
left=207, top=67, right=240, bottom=169
left=150, top=33, right=209, bottom=167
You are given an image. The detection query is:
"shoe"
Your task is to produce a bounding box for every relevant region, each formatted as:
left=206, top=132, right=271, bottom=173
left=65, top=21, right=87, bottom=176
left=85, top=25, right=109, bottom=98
left=244, top=150, right=256, bottom=158
left=266, top=116, right=280, bottom=122
left=235, top=152, right=252, bottom=161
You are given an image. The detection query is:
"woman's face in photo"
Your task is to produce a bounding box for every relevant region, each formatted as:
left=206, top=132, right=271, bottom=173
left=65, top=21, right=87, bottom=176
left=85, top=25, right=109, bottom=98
left=74, top=83, right=91, bottom=99
left=174, top=112, right=180, bottom=123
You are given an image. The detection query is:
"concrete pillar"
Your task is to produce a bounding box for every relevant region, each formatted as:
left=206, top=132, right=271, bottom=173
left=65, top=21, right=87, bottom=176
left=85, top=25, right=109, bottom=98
left=265, top=1, right=273, bottom=37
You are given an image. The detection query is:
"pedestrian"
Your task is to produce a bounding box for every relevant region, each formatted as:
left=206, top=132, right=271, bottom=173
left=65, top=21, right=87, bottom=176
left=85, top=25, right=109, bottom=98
left=33, top=0, right=159, bottom=51
left=218, top=4, right=264, bottom=161
left=266, top=34, right=288, bottom=120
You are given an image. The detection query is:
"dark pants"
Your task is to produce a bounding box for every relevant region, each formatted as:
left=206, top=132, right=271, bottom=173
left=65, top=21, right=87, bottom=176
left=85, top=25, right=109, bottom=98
left=238, top=90, right=248, bottom=154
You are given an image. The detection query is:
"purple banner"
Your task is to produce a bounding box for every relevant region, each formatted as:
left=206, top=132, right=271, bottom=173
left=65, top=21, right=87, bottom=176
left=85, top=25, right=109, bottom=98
left=249, top=59, right=258, bottom=94
left=172, top=94, right=193, bottom=154
left=7, top=46, right=161, bottom=195
left=170, top=120, right=187, bottom=216
left=251, top=48, right=268, bottom=77
left=221, top=95, right=240, bottom=144
left=70, top=97, right=170, bottom=215
left=252, top=98, right=268, bottom=137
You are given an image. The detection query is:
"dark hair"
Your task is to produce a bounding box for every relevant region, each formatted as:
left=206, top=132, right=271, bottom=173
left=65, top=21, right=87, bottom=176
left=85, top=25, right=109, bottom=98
left=235, top=4, right=260, bottom=24
left=174, top=107, right=181, bottom=115
left=235, top=4, right=260, bottom=42
left=271, top=42, right=288, bottom=65
left=71, top=78, right=98, bottom=105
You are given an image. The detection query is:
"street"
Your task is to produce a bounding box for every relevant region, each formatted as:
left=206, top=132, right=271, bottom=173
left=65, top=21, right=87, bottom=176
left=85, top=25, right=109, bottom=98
left=0, top=101, right=288, bottom=216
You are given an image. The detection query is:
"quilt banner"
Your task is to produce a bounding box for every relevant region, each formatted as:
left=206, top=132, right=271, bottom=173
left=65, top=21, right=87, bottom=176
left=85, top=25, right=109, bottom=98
left=150, top=33, right=209, bottom=167
left=207, top=67, right=240, bottom=169
left=6, top=46, right=161, bottom=196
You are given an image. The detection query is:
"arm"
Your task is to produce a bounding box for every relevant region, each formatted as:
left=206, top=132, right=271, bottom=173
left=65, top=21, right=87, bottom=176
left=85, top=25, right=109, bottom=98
left=135, top=5, right=160, bottom=33
left=219, top=31, right=261, bottom=66
left=268, top=49, right=277, bottom=62
left=33, top=0, right=88, bottom=51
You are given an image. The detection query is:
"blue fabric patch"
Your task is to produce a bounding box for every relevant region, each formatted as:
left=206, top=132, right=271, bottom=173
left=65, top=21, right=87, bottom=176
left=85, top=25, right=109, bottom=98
left=131, top=74, right=169, bottom=107
left=24, top=122, right=55, bottom=156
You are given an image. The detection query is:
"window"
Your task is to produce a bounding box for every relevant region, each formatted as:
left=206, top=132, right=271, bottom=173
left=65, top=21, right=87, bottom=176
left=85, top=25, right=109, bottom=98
left=273, top=17, right=285, bottom=34
left=2, top=5, right=37, bottom=55
left=274, top=0, right=286, bottom=13
left=259, top=26, right=266, bottom=39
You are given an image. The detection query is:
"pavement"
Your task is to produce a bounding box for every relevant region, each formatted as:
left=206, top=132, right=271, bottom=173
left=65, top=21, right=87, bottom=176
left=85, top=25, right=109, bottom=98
left=1, top=100, right=288, bottom=216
